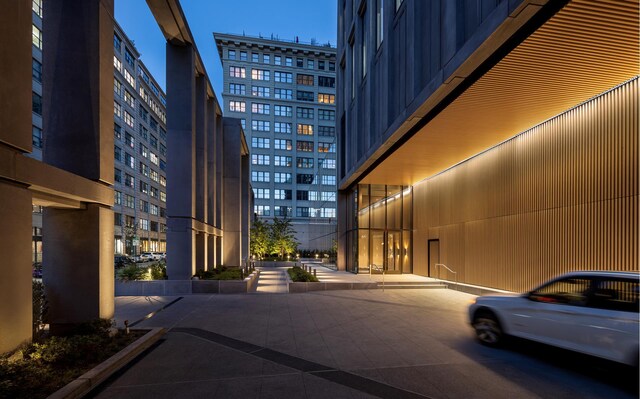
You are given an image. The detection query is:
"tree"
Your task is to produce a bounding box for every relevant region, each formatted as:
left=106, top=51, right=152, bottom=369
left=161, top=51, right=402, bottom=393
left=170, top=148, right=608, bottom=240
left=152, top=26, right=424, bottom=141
left=249, top=219, right=270, bottom=259
left=269, top=217, right=298, bottom=259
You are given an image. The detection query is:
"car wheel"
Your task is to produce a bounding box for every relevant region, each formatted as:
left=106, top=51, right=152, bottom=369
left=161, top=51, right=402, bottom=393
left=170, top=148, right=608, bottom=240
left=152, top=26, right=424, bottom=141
left=473, top=311, right=503, bottom=347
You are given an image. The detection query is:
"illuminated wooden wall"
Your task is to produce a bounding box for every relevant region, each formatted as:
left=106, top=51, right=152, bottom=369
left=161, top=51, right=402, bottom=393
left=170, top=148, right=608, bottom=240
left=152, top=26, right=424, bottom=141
left=413, top=79, right=638, bottom=292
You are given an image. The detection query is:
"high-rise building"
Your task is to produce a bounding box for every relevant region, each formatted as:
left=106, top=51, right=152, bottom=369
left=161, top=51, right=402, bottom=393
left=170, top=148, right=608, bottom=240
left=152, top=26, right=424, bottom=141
left=215, top=33, right=338, bottom=252
left=337, top=0, right=638, bottom=290
left=30, top=3, right=168, bottom=261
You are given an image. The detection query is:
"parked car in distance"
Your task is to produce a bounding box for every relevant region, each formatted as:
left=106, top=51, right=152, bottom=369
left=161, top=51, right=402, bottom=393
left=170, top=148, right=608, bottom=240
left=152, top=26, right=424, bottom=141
left=114, top=255, right=133, bottom=268
left=469, top=271, right=639, bottom=366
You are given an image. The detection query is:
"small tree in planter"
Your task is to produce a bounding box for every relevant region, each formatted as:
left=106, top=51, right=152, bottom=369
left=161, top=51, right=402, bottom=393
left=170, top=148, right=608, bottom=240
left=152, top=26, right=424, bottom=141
left=269, top=217, right=298, bottom=260
left=250, top=219, right=270, bottom=259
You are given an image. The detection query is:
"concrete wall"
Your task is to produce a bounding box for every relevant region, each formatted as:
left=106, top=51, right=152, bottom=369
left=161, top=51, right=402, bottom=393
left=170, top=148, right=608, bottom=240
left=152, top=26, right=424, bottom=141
left=412, top=79, right=639, bottom=292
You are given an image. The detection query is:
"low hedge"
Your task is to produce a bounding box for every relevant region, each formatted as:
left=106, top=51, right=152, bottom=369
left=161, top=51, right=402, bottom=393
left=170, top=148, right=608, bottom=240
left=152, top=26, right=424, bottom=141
left=287, top=266, right=319, bottom=282
left=194, top=267, right=244, bottom=280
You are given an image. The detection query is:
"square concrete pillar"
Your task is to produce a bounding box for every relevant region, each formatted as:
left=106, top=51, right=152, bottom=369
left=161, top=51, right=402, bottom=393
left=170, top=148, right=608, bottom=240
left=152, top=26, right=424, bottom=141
left=222, top=118, right=244, bottom=267
left=336, top=190, right=349, bottom=271
left=166, top=42, right=196, bottom=280
left=206, top=99, right=217, bottom=227
left=0, top=182, right=33, bottom=353
left=207, top=235, right=216, bottom=269
left=195, top=232, right=206, bottom=272
left=43, top=204, right=114, bottom=331
left=195, top=75, right=207, bottom=223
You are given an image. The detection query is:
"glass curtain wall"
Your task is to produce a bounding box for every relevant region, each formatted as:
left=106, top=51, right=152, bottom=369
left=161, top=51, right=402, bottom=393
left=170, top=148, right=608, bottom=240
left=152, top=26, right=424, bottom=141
left=345, top=184, right=412, bottom=273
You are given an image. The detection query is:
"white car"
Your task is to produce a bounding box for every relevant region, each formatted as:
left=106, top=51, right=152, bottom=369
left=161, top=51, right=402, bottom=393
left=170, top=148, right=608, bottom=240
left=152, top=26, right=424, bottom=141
left=469, top=271, right=639, bottom=366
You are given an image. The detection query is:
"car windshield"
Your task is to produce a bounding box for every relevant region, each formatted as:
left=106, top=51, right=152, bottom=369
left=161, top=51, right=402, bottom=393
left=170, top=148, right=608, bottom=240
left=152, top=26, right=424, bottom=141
left=529, top=278, right=591, bottom=305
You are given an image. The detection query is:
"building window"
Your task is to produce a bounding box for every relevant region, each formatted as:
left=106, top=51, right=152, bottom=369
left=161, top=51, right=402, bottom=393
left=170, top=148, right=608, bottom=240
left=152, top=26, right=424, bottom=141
left=297, top=190, right=309, bottom=201
left=114, top=123, right=122, bottom=139
left=350, top=39, right=355, bottom=99
left=318, top=126, right=335, bottom=137
left=318, top=94, right=335, bottom=104
left=274, top=122, right=292, bottom=134
left=321, top=175, right=336, bottom=185
left=32, top=25, right=42, bottom=49
left=125, top=132, right=135, bottom=149
left=274, top=139, right=292, bottom=150
left=329, top=62, right=335, bottom=71
left=323, top=159, right=336, bottom=169
left=274, top=88, right=293, bottom=99
left=285, top=57, right=293, bottom=67
left=252, top=154, right=270, bottom=166
left=318, top=109, right=335, bottom=121
left=114, top=78, right=122, bottom=97
left=274, top=71, right=293, bottom=83
left=114, top=55, right=122, bottom=72
left=253, top=188, right=270, bottom=199
left=139, top=200, right=149, bottom=213
left=321, top=191, right=336, bottom=201
left=307, top=59, right=314, bottom=69
left=251, top=137, right=270, bottom=148
left=274, top=173, right=292, bottom=183
left=296, top=74, right=314, bottom=86
left=125, top=48, right=135, bottom=68
left=251, top=69, right=270, bottom=81
left=296, top=207, right=309, bottom=217
left=296, top=107, right=314, bottom=119
left=230, top=100, right=246, bottom=112
left=150, top=117, right=158, bottom=131
left=139, top=162, right=149, bottom=176
left=229, top=66, right=246, bottom=78
left=251, top=103, right=270, bottom=114
left=240, top=51, right=247, bottom=61
left=318, top=60, right=325, bottom=70
left=318, top=142, right=335, bottom=153
left=139, top=181, right=149, bottom=194
left=32, top=92, right=42, bottom=115
left=296, top=157, right=314, bottom=169
left=150, top=134, right=158, bottom=149
left=124, top=90, right=135, bottom=108
left=139, top=106, right=148, bottom=122
left=254, top=205, right=271, bottom=216
left=139, top=143, right=148, bottom=158
left=114, top=145, right=122, bottom=162
left=263, top=54, right=270, bottom=64
left=274, top=155, right=292, bottom=167
left=252, top=86, right=270, bottom=97
left=32, top=126, right=42, bottom=148
left=230, top=83, right=246, bottom=95
left=297, top=91, right=314, bottom=102
left=376, top=0, right=384, bottom=48
left=32, top=0, right=43, bottom=18
left=297, top=58, right=304, bottom=68
left=297, top=124, right=313, bottom=135
left=309, top=191, right=320, bottom=201
left=319, top=76, right=335, bottom=88
left=297, top=174, right=314, bottom=184
left=361, top=7, right=367, bottom=79
left=160, top=191, right=166, bottom=202
left=114, top=101, right=122, bottom=118
left=114, top=190, right=122, bottom=205
left=251, top=171, right=270, bottom=182
left=114, top=168, right=122, bottom=183
left=123, top=111, right=135, bottom=128
left=274, top=56, right=282, bottom=65
left=124, top=69, right=135, bottom=87
left=150, top=169, right=159, bottom=182
left=297, top=140, right=314, bottom=152
left=125, top=174, right=134, bottom=188
left=274, top=105, right=292, bottom=117
left=240, top=119, right=246, bottom=130
left=228, top=49, right=236, bottom=60
left=274, top=189, right=292, bottom=200
left=252, top=53, right=260, bottom=63
left=252, top=120, right=270, bottom=131
left=274, top=206, right=291, bottom=217
left=32, top=59, right=42, bottom=82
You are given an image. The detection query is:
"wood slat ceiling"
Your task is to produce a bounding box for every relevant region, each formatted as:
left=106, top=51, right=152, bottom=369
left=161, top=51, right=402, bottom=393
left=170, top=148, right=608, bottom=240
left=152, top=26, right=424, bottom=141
left=360, top=0, right=639, bottom=186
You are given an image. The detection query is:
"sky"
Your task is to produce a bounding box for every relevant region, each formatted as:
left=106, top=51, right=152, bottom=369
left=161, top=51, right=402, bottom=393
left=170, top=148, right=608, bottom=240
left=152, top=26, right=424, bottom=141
left=115, top=0, right=338, bottom=96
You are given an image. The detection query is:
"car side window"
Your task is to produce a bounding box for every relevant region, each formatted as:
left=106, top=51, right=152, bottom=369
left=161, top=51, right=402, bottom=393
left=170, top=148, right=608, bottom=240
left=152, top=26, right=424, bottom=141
left=587, top=279, right=640, bottom=313
left=529, top=278, right=591, bottom=306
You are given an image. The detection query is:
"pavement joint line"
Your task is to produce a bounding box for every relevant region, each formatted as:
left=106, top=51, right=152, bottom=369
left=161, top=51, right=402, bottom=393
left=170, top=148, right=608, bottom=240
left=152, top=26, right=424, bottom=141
left=170, top=327, right=433, bottom=399
left=128, top=296, right=184, bottom=327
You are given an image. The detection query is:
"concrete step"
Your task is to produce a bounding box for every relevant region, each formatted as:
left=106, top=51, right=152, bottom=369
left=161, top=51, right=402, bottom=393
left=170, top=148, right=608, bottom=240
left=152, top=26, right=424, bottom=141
left=376, top=282, right=447, bottom=289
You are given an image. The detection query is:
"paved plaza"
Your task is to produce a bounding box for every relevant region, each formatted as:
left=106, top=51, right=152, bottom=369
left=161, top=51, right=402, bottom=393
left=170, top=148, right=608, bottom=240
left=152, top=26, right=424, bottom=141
left=91, top=273, right=637, bottom=399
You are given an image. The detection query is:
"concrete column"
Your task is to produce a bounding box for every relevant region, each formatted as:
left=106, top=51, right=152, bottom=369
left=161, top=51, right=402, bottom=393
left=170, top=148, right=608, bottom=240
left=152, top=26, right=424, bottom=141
left=241, top=152, right=250, bottom=264
left=207, top=235, right=215, bottom=269
left=195, top=75, right=207, bottom=223
left=42, top=0, right=115, bottom=331
left=206, top=99, right=216, bottom=227
left=166, top=42, right=196, bottom=279
left=195, top=232, right=205, bottom=272
left=215, top=116, right=224, bottom=229
left=0, top=0, right=32, bottom=353
left=43, top=205, right=114, bottom=331
left=0, top=182, right=33, bottom=352
left=216, top=236, right=223, bottom=267
left=222, top=118, right=242, bottom=267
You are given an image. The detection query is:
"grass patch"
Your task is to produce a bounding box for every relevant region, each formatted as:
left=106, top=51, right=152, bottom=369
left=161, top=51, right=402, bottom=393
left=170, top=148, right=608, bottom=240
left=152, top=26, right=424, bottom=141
left=288, top=266, right=319, bottom=282
left=194, top=267, right=245, bottom=280
left=0, top=319, right=144, bottom=399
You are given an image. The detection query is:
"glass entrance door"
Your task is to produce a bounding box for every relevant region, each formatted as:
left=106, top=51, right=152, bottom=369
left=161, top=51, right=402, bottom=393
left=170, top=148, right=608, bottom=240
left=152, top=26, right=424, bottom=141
left=386, top=231, right=401, bottom=273
left=370, top=230, right=385, bottom=273
left=368, top=230, right=402, bottom=273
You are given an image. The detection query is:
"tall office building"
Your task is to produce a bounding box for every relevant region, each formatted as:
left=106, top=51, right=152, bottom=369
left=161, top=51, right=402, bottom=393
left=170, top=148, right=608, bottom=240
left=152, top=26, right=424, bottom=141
left=337, top=0, right=638, bottom=290
left=30, top=2, right=168, bottom=261
left=215, top=33, right=337, bottom=251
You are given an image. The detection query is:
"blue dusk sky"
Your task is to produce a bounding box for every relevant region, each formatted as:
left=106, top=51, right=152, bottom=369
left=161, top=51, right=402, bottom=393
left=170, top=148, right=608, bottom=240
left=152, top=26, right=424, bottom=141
left=115, top=0, right=338, bottom=96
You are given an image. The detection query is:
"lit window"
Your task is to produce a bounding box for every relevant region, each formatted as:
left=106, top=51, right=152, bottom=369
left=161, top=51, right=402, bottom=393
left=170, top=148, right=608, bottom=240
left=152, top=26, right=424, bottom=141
left=318, top=94, right=335, bottom=104
left=229, top=66, right=246, bottom=78
left=32, top=25, right=42, bottom=49
left=228, top=50, right=236, bottom=60
left=297, top=124, right=313, bottom=135
left=229, top=100, right=246, bottom=112
left=251, top=103, right=270, bottom=115
left=251, top=69, right=270, bottom=81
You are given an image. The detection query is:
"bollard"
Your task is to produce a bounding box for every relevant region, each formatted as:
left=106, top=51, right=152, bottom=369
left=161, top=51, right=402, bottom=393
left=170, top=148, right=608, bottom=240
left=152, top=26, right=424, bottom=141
left=313, top=269, right=317, bottom=277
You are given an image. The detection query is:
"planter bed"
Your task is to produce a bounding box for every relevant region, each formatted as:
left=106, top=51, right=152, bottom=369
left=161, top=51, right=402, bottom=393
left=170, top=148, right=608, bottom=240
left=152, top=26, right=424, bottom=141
left=115, top=271, right=260, bottom=296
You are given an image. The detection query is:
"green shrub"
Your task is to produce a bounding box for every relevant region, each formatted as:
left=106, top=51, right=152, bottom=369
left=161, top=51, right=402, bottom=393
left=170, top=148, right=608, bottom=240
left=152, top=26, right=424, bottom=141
left=288, top=266, right=319, bottom=282
left=149, top=262, right=167, bottom=280
left=32, top=281, right=48, bottom=340
left=116, top=264, right=145, bottom=281
left=194, top=267, right=244, bottom=280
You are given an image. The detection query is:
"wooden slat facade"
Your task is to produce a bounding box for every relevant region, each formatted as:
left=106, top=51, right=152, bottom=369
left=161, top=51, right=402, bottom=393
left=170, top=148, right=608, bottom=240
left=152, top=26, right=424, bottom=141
left=413, top=79, right=639, bottom=292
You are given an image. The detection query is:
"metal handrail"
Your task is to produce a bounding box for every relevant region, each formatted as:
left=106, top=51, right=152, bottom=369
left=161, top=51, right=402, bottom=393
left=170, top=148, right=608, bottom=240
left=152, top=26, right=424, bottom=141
left=434, top=263, right=457, bottom=290
left=370, top=264, right=385, bottom=292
